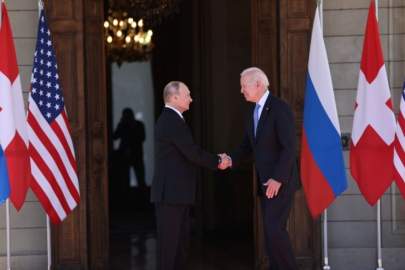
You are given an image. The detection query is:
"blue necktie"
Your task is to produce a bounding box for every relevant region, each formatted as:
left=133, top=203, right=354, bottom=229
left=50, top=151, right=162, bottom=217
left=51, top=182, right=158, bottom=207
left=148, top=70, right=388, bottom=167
left=254, top=103, right=261, bottom=137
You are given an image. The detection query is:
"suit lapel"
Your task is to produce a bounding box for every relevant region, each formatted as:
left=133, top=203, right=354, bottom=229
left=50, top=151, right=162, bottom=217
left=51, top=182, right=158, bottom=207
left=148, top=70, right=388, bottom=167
left=255, top=94, right=271, bottom=143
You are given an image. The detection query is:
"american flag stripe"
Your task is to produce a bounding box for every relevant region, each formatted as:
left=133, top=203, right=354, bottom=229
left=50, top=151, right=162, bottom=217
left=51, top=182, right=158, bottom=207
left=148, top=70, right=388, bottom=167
left=28, top=99, right=78, bottom=193
left=30, top=162, right=66, bottom=222
left=394, top=85, right=405, bottom=198
left=53, top=113, right=77, bottom=173
left=29, top=145, right=71, bottom=213
left=394, top=149, right=405, bottom=181
left=57, top=112, right=76, bottom=160
left=28, top=118, right=77, bottom=211
left=27, top=108, right=79, bottom=207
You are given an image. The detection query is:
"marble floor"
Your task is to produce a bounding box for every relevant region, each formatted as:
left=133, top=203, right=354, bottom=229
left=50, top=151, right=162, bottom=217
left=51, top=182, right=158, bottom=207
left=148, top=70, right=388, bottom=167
left=109, top=210, right=253, bottom=270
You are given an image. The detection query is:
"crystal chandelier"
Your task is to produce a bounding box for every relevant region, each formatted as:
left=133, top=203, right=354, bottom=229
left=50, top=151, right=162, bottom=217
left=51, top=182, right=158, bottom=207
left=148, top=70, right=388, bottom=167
left=104, top=10, right=154, bottom=63
left=104, top=0, right=182, bottom=64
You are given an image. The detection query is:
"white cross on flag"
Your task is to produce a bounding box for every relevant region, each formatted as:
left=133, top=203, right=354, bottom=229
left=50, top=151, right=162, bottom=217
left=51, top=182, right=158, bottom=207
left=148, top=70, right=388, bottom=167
left=350, top=1, right=396, bottom=205
left=27, top=7, right=79, bottom=223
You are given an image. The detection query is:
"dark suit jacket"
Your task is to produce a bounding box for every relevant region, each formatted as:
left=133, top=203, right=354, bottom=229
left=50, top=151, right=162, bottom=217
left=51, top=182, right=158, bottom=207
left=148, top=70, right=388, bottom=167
left=230, top=94, right=300, bottom=195
left=151, top=107, right=219, bottom=205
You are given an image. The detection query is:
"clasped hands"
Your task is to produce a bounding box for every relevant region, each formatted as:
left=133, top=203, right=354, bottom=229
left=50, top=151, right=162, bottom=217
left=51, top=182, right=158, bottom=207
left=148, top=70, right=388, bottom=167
left=217, top=153, right=232, bottom=170
left=216, top=154, right=281, bottom=198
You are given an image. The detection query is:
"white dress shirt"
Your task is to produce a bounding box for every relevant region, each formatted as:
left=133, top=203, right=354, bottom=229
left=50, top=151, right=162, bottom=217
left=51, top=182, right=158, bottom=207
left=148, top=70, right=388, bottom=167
left=256, top=90, right=270, bottom=119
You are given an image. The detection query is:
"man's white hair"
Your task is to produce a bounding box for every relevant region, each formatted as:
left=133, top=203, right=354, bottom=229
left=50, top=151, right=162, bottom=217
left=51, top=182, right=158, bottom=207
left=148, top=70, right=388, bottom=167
left=240, top=67, right=269, bottom=88
left=163, top=81, right=182, bottom=103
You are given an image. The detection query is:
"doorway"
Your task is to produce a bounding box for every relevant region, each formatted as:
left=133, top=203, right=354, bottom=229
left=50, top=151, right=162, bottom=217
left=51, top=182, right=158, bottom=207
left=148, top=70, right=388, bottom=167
left=106, top=0, right=254, bottom=269
left=108, top=61, right=157, bottom=270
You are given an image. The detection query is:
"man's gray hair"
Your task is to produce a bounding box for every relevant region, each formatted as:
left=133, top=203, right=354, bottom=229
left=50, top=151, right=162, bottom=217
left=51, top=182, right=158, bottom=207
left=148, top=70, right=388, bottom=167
left=163, top=81, right=182, bottom=103
left=240, top=67, right=269, bottom=88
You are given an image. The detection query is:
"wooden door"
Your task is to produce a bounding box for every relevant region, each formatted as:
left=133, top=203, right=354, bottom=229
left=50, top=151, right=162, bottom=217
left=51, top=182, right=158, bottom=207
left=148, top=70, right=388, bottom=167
left=46, top=0, right=108, bottom=269
left=251, top=0, right=319, bottom=269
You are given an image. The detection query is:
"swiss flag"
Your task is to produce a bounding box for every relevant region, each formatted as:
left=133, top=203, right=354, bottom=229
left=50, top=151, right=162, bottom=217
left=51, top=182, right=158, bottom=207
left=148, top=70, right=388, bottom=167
left=350, top=0, right=396, bottom=206
left=0, top=3, right=31, bottom=210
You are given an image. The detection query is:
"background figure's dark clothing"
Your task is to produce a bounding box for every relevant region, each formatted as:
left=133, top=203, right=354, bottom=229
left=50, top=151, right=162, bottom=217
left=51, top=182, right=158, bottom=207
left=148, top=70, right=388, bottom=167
left=230, top=94, right=299, bottom=270
left=151, top=107, right=218, bottom=270
left=113, top=118, right=146, bottom=188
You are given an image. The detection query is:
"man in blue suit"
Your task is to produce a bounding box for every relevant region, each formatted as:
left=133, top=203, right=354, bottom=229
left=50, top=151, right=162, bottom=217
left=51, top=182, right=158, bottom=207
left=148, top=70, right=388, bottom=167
left=228, top=67, right=300, bottom=270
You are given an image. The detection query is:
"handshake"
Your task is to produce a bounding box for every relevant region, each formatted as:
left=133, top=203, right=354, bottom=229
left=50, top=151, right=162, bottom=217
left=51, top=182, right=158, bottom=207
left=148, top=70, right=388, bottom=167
left=217, top=153, right=232, bottom=170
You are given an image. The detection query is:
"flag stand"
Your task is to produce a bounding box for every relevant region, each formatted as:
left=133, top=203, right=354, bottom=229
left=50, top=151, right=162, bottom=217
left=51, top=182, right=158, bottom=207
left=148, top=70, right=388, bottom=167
left=6, top=200, right=11, bottom=270
left=323, top=209, right=330, bottom=270
left=376, top=200, right=384, bottom=270
left=47, top=216, right=51, bottom=270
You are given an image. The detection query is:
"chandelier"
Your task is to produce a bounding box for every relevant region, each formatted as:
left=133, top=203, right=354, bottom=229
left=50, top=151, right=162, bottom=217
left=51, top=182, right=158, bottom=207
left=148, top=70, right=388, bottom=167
left=104, top=0, right=182, bottom=64
left=104, top=10, right=154, bottom=63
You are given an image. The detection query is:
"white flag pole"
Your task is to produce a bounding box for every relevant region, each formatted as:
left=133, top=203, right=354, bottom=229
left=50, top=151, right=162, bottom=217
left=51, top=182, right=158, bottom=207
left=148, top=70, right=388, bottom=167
left=323, top=209, right=330, bottom=270
left=47, top=216, right=51, bottom=270
left=318, top=1, right=331, bottom=269
left=377, top=201, right=383, bottom=270
left=6, top=200, right=11, bottom=270
left=375, top=1, right=384, bottom=269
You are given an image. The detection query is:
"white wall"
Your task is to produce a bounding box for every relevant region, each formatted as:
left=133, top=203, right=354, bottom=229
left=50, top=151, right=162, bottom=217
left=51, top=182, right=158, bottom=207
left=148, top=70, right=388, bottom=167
left=324, top=0, right=405, bottom=269
left=0, top=1, right=47, bottom=269
left=111, top=62, right=155, bottom=186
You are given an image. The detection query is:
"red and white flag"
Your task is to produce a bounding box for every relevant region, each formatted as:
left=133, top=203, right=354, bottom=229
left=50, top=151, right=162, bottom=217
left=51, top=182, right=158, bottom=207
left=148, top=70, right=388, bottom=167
left=27, top=8, right=79, bottom=223
left=0, top=2, right=31, bottom=210
left=350, top=1, right=396, bottom=205
left=393, top=82, right=405, bottom=199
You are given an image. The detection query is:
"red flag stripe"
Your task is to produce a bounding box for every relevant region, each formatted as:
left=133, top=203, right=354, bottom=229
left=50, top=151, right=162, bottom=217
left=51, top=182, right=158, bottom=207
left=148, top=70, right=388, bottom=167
left=51, top=118, right=77, bottom=173
left=29, top=145, right=71, bottom=214
left=28, top=112, right=80, bottom=204
left=398, top=114, right=405, bottom=136
left=58, top=111, right=76, bottom=160
left=394, top=149, right=405, bottom=183
left=30, top=164, right=65, bottom=223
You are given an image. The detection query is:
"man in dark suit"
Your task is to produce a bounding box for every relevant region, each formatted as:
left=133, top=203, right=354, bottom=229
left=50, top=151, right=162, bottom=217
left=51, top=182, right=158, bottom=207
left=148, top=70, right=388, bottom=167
left=151, top=81, right=230, bottom=270
left=228, top=67, right=300, bottom=270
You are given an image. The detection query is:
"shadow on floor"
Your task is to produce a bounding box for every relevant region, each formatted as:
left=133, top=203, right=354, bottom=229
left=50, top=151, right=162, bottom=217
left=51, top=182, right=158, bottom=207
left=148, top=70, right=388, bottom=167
left=109, top=193, right=253, bottom=270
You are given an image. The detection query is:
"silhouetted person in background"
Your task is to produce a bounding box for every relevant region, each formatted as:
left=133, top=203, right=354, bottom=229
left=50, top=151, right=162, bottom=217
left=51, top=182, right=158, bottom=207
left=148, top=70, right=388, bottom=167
left=113, top=108, right=146, bottom=190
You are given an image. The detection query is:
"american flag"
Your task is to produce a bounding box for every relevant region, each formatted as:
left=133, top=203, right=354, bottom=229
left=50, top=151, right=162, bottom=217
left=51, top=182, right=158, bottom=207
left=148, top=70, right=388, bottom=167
left=27, top=9, right=79, bottom=223
left=394, top=82, right=405, bottom=199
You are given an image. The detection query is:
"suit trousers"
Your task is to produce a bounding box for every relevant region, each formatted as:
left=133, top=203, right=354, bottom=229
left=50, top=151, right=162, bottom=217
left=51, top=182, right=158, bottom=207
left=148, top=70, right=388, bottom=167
left=261, top=189, right=298, bottom=270
left=155, top=203, right=191, bottom=270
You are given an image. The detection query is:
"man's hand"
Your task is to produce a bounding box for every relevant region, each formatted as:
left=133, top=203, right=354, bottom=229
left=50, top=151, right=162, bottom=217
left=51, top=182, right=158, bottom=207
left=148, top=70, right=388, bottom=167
left=218, top=153, right=232, bottom=170
left=263, top=179, right=282, bottom=199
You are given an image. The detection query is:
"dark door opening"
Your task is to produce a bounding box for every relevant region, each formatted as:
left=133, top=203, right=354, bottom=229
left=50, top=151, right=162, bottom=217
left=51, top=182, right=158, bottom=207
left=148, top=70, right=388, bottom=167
left=106, top=1, right=253, bottom=269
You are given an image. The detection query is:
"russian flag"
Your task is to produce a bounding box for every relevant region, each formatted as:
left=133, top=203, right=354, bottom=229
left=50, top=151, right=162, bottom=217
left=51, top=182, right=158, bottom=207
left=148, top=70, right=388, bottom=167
left=300, top=7, right=348, bottom=218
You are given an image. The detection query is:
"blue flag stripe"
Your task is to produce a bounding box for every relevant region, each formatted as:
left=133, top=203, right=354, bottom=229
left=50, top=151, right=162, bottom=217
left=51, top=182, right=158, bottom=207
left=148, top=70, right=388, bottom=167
left=303, top=74, right=348, bottom=196
left=0, top=147, right=10, bottom=204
